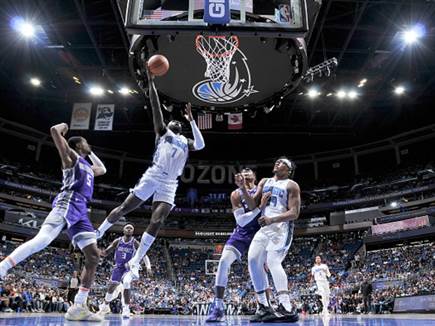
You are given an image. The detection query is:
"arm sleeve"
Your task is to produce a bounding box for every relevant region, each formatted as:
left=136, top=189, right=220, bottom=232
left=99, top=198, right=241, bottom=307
left=143, top=255, right=151, bottom=270
left=89, top=152, right=107, bottom=174
left=233, top=207, right=260, bottom=227
left=190, top=120, right=205, bottom=150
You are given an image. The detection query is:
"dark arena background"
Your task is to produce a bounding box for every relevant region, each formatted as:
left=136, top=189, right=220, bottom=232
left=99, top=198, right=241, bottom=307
left=0, top=0, right=435, bottom=325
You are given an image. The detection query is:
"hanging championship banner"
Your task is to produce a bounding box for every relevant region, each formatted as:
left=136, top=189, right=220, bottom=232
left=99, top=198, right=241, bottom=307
left=94, top=104, right=115, bottom=131
left=70, top=103, right=91, bottom=130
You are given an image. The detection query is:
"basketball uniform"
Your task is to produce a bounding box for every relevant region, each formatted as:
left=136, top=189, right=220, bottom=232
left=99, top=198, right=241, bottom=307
left=225, top=187, right=261, bottom=258
left=43, top=155, right=96, bottom=248
left=252, top=178, right=294, bottom=253
left=132, top=128, right=189, bottom=206
left=111, top=237, right=136, bottom=283
left=311, top=264, right=331, bottom=297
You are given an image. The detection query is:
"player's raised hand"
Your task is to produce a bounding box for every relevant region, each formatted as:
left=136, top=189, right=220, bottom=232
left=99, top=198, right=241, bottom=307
left=145, top=61, right=155, bottom=82
left=260, top=192, right=271, bottom=210
left=234, top=173, right=245, bottom=188
left=183, top=103, right=194, bottom=122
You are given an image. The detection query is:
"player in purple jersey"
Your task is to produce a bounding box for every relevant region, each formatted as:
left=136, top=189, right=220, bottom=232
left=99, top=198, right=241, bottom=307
left=206, top=168, right=270, bottom=322
left=98, top=224, right=151, bottom=319
left=0, top=123, right=107, bottom=322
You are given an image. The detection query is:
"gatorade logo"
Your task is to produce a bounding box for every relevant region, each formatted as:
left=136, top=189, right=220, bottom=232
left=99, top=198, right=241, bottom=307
left=209, top=0, right=226, bottom=18
left=204, top=0, right=230, bottom=24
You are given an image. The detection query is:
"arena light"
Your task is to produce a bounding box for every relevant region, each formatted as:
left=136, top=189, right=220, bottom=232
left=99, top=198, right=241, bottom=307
left=390, top=201, right=398, bottom=208
left=11, top=17, right=35, bottom=38
left=307, top=88, right=320, bottom=99
left=347, top=90, right=358, bottom=100
left=107, top=90, right=114, bottom=94
left=402, top=24, right=426, bottom=45
left=89, top=86, right=104, bottom=96
left=30, top=77, right=41, bottom=87
left=358, top=78, right=367, bottom=88
left=336, top=90, right=346, bottom=99
left=394, top=86, right=406, bottom=96
left=119, top=87, right=131, bottom=96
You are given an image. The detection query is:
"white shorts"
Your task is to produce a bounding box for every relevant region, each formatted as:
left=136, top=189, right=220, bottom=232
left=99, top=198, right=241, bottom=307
left=316, top=280, right=330, bottom=297
left=253, top=223, right=293, bottom=252
left=131, top=166, right=178, bottom=206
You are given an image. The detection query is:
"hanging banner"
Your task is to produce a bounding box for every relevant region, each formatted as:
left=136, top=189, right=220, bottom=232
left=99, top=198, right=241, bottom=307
left=70, top=103, right=91, bottom=130
left=94, top=104, right=115, bottom=131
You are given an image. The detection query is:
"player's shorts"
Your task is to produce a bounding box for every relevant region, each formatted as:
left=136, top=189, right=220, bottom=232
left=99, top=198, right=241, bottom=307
left=111, top=265, right=128, bottom=283
left=131, top=165, right=178, bottom=207
left=43, top=191, right=96, bottom=250
left=225, top=229, right=257, bottom=259
left=316, top=280, right=331, bottom=296
left=252, top=222, right=294, bottom=252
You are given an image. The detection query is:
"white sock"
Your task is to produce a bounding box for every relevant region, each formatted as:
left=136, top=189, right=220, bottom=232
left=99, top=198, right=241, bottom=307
left=215, top=298, right=224, bottom=309
left=74, top=287, right=90, bottom=305
left=258, top=292, right=268, bottom=306
left=98, top=219, right=113, bottom=236
left=105, top=292, right=115, bottom=303
left=278, top=293, right=292, bottom=312
left=129, top=232, right=155, bottom=266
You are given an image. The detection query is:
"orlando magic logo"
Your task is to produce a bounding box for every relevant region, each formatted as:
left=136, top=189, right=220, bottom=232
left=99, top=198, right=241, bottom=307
left=193, top=35, right=258, bottom=105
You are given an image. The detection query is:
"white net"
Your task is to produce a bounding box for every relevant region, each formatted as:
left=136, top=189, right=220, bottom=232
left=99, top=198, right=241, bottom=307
left=195, top=35, right=240, bottom=83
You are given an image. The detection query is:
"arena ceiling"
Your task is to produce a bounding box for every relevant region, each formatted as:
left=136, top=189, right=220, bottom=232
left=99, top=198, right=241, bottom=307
left=0, top=0, right=434, bottom=158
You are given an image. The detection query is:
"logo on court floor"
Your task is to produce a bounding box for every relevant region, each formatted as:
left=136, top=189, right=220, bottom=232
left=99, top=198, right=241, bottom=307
left=192, top=37, right=258, bottom=105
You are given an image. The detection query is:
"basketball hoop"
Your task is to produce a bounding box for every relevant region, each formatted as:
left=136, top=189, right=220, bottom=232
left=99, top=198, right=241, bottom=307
left=195, top=35, right=240, bottom=83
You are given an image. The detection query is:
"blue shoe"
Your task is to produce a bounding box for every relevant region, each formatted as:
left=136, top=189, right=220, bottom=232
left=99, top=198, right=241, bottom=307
left=206, top=305, right=225, bottom=323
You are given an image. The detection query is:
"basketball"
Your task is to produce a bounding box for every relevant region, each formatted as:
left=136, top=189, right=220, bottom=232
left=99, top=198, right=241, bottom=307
left=148, top=55, right=170, bottom=77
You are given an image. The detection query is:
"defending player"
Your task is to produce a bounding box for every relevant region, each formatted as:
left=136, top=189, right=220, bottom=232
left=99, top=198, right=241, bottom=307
left=98, top=224, right=151, bottom=319
left=95, top=63, right=205, bottom=279
left=311, top=256, right=331, bottom=316
left=206, top=168, right=269, bottom=322
left=0, top=123, right=106, bottom=321
left=243, top=157, right=300, bottom=323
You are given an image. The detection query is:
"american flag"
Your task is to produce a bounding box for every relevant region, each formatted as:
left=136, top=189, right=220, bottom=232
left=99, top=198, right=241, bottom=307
left=198, top=113, right=213, bottom=130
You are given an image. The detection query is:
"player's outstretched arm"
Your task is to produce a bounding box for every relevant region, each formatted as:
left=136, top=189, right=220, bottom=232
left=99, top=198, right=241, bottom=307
left=184, top=103, right=205, bottom=151
left=258, top=180, right=300, bottom=226
left=89, top=152, right=107, bottom=177
left=100, top=238, right=120, bottom=258
left=50, top=123, right=77, bottom=169
left=146, top=64, right=166, bottom=136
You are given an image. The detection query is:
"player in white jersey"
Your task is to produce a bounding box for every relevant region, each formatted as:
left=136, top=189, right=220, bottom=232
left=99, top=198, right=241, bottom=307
left=311, top=256, right=331, bottom=316
left=238, top=157, right=300, bottom=323
left=95, top=63, right=205, bottom=279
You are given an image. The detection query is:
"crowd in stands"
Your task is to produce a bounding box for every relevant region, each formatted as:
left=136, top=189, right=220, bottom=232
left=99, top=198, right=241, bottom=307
left=2, top=157, right=435, bottom=211
left=1, top=230, right=434, bottom=315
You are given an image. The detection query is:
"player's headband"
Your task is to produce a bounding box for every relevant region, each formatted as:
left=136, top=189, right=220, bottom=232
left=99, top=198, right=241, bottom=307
left=124, top=224, right=134, bottom=229
left=279, top=159, right=293, bottom=170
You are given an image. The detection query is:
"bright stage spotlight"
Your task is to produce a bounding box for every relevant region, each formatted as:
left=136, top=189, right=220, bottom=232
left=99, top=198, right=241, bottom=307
left=394, top=86, right=406, bottom=95
left=347, top=90, right=358, bottom=100
left=89, top=86, right=104, bottom=96
left=30, top=78, right=41, bottom=87
left=307, top=88, right=320, bottom=99
left=336, top=90, right=346, bottom=99
left=119, top=87, right=131, bottom=96
left=402, top=24, right=426, bottom=45
left=11, top=17, right=35, bottom=38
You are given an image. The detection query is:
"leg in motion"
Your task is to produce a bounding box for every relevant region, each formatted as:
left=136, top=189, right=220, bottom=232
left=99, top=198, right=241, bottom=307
left=126, top=202, right=171, bottom=279
left=206, top=248, right=239, bottom=322
left=0, top=222, right=63, bottom=278
left=66, top=243, right=102, bottom=321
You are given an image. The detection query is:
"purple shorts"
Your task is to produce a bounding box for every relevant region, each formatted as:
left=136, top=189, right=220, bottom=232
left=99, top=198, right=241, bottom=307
left=45, top=191, right=95, bottom=248
left=111, top=265, right=128, bottom=283
left=226, top=233, right=255, bottom=258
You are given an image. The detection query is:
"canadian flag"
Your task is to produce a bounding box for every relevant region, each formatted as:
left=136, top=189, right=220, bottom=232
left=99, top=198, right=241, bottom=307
left=228, top=113, right=243, bottom=130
